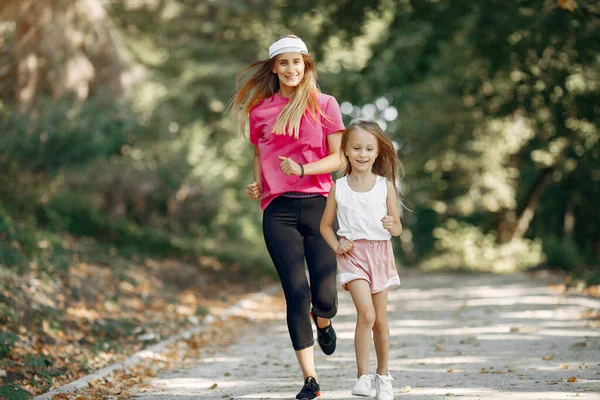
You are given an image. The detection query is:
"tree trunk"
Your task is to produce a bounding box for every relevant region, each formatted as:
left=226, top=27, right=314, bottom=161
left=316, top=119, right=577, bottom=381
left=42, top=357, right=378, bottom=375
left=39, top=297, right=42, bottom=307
left=3, top=0, right=130, bottom=113
left=507, top=166, right=555, bottom=241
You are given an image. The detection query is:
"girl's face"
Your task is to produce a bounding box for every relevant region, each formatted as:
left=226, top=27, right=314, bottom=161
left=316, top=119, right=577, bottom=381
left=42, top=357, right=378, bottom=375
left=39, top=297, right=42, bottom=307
left=345, top=128, right=379, bottom=173
left=272, top=52, right=305, bottom=91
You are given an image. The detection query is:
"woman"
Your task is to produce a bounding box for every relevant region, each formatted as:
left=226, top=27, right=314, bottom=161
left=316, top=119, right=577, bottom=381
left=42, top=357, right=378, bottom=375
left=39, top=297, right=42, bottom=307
left=232, top=35, right=345, bottom=399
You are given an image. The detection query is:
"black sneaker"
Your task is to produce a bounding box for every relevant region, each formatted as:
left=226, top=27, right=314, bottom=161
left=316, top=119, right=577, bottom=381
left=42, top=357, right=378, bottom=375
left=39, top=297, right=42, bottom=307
left=311, top=310, right=336, bottom=355
left=296, top=376, right=320, bottom=399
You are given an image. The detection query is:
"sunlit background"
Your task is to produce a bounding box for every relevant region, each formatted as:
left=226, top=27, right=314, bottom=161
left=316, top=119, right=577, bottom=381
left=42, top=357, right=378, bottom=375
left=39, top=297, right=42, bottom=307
left=0, top=0, right=599, bottom=397
left=1, top=0, right=599, bottom=277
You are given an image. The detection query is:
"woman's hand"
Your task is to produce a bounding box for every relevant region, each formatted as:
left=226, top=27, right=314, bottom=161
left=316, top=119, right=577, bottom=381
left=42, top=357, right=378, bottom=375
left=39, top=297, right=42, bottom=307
left=336, top=237, right=354, bottom=254
left=246, top=181, right=263, bottom=200
left=278, top=156, right=303, bottom=176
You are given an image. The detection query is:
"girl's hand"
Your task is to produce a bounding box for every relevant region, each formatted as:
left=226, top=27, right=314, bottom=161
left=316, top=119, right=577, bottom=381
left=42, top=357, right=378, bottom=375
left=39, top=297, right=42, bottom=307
left=381, top=215, right=395, bottom=233
left=336, top=237, right=354, bottom=254
left=246, top=181, right=263, bottom=200
left=278, top=156, right=303, bottom=176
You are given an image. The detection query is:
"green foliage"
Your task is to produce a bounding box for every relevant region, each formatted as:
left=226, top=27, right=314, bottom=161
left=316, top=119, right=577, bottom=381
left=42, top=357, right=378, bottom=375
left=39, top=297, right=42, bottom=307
left=0, top=384, right=31, bottom=400
left=0, top=332, right=17, bottom=358
left=0, top=96, right=143, bottom=174
left=542, top=235, right=584, bottom=270
left=91, top=318, right=139, bottom=340
left=1, top=0, right=598, bottom=282
left=423, top=219, right=545, bottom=273
left=0, top=205, right=69, bottom=276
left=0, top=205, right=23, bottom=267
left=24, top=354, right=53, bottom=369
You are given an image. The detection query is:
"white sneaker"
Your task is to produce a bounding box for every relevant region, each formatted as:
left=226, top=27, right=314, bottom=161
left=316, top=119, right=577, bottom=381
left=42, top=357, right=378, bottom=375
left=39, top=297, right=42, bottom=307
left=351, top=374, right=372, bottom=396
left=375, top=373, right=394, bottom=400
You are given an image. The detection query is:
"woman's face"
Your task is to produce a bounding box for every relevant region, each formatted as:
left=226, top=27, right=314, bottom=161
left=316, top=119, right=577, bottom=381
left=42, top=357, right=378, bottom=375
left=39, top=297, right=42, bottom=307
left=272, top=52, right=305, bottom=91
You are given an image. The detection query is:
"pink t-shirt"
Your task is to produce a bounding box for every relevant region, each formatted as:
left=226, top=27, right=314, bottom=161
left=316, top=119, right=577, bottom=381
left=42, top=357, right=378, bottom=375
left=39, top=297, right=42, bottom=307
left=250, top=92, right=345, bottom=210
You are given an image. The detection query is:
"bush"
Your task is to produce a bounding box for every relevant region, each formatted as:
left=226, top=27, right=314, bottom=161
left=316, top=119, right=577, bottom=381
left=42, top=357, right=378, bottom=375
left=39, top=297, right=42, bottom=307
left=422, top=219, right=545, bottom=273
left=0, top=96, right=142, bottom=173
left=542, top=235, right=584, bottom=270
left=0, top=332, right=17, bottom=358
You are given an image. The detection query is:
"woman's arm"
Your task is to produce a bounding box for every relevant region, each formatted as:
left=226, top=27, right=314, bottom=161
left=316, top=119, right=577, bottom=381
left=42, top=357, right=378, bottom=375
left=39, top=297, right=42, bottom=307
left=247, top=145, right=263, bottom=200
left=304, top=132, right=344, bottom=175
left=320, top=185, right=341, bottom=252
left=381, top=180, right=403, bottom=236
left=278, top=132, right=344, bottom=176
left=253, top=145, right=262, bottom=184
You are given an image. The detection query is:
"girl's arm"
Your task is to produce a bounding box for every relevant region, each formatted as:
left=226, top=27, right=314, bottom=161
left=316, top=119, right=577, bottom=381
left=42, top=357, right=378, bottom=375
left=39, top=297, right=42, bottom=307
left=381, top=180, right=403, bottom=236
left=320, top=184, right=354, bottom=254
left=320, top=185, right=341, bottom=252
left=278, top=132, right=344, bottom=176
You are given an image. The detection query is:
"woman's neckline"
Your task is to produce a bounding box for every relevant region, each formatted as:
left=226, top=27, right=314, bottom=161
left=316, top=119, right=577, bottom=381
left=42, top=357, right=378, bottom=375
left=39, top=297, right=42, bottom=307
left=346, top=174, right=380, bottom=194
left=275, top=90, right=293, bottom=99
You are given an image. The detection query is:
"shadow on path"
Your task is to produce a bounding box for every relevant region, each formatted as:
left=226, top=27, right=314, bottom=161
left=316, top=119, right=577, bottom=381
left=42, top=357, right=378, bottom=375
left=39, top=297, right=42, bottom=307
left=129, top=271, right=600, bottom=400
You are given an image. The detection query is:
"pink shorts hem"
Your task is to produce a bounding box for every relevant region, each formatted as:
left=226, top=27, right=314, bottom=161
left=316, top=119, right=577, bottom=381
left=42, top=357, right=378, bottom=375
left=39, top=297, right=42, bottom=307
left=337, top=239, right=400, bottom=294
left=340, top=274, right=400, bottom=293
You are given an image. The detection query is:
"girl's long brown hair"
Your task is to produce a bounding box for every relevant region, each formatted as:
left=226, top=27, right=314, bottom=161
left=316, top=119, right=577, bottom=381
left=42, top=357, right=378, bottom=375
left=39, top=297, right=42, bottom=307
left=340, top=120, right=405, bottom=193
left=230, top=35, right=326, bottom=139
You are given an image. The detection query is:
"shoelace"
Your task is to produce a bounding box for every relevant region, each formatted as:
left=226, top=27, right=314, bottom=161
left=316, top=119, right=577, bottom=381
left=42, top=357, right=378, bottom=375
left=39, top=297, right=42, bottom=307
left=357, top=374, right=373, bottom=386
left=302, top=379, right=319, bottom=392
left=376, top=374, right=394, bottom=395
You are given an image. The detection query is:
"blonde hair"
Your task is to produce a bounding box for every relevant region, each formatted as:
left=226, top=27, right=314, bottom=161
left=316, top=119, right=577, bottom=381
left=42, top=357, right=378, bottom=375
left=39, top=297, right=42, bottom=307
left=231, top=35, right=327, bottom=139
left=340, top=120, right=405, bottom=193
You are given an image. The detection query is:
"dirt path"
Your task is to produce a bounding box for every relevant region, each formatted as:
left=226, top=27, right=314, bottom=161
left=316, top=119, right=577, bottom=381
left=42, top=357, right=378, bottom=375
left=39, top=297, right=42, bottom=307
left=103, top=271, right=600, bottom=399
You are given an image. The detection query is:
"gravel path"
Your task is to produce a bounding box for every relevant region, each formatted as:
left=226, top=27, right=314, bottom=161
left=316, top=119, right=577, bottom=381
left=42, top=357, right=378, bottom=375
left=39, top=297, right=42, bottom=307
left=128, top=271, right=600, bottom=400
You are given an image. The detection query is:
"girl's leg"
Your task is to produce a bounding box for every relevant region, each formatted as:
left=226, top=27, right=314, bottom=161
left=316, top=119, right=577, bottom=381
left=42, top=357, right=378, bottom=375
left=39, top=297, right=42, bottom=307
left=263, top=198, right=317, bottom=380
left=347, top=279, right=376, bottom=377
left=372, top=289, right=390, bottom=375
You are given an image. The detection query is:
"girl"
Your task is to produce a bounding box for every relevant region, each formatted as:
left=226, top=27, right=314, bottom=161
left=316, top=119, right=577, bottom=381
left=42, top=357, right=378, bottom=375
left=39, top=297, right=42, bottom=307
left=231, top=35, right=345, bottom=400
left=320, top=120, right=403, bottom=400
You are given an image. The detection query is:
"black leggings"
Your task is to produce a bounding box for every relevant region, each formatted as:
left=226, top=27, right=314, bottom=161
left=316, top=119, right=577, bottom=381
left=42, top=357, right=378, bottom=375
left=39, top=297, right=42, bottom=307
left=263, top=195, right=338, bottom=351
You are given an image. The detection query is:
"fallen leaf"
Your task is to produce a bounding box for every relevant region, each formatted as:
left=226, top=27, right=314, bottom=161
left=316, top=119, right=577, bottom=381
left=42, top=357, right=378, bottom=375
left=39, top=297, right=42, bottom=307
left=224, top=372, right=231, bottom=376
left=210, top=383, right=218, bottom=389
left=559, top=363, right=569, bottom=370
left=542, top=354, right=555, bottom=360
left=510, top=327, right=520, bottom=332
left=567, top=377, right=577, bottom=382
left=447, top=369, right=453, bottom=373
left=398, top=386, right=412, bottom=393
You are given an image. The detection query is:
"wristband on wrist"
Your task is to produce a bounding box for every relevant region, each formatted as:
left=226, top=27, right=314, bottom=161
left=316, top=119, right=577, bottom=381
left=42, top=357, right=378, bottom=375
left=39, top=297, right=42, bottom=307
left=299, top=163, right=304, bottom=177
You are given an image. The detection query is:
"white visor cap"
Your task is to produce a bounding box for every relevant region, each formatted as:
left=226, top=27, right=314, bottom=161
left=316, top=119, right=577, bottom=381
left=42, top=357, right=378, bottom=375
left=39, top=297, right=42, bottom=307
left=268, top=37, right=309, bottom=59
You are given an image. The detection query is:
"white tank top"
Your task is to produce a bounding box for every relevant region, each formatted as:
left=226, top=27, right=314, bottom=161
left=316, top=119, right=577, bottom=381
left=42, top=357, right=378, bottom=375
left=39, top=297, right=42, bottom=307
left=335, top=175, right=391, bottom=241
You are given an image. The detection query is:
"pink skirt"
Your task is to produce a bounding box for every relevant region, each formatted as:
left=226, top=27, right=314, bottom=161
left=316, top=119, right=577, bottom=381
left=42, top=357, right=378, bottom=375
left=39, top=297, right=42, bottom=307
left=337, top=239, right=400, bottom=293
